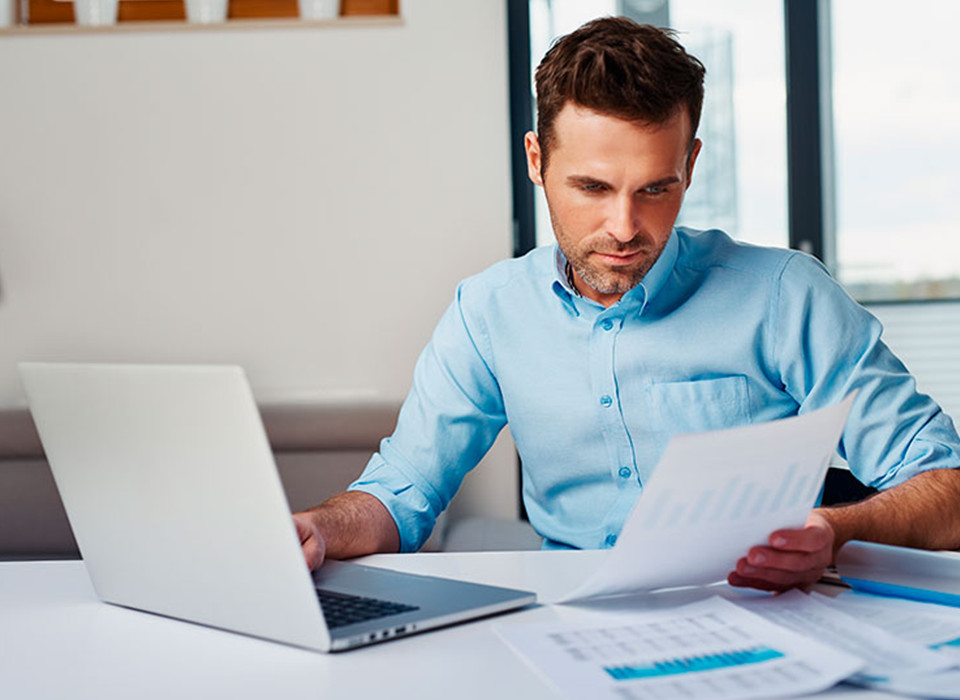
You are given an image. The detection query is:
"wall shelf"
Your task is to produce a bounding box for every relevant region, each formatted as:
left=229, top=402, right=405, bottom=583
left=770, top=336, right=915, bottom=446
left=0, top=14, right=402, bottom=35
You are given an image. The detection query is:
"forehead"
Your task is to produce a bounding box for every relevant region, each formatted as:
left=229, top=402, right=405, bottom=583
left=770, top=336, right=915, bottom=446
left=548, top=103, right=692, bottom=175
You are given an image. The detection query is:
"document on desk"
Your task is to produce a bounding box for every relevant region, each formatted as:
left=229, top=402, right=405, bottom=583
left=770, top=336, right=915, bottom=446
left=810, top=589, right=960, bottom=660
left=733, top=589, right=956, bottom=681
left=557, top=395, right=855, bottom=603
left=495, top=596, right=863, bottom=700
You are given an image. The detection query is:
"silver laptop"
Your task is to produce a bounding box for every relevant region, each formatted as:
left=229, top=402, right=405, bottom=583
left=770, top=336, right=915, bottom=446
left=19, top=362, right=536, bottom=652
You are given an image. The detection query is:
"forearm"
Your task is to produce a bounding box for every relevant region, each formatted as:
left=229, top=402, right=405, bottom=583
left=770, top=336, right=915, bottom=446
left=303, top=491, right=400, bottom=560
left=817, top=467, right=960, bottom=556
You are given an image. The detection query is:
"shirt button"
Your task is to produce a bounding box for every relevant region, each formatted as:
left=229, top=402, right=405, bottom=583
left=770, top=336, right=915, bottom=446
left=605, top=534, right=618, bottom=547
left=618, top=466, right=632, bottom=479
left=600, top=395, right=613, bottom=407
left=601, top=319, right=614, bottom=331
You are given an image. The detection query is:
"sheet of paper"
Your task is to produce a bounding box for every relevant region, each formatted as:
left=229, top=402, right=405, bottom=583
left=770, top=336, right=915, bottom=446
left=864, top=670, right=960, bottom=699
left=495, top=596, right=863, bottom=700
left=811, top=590, right=960, bottom=661
left=733, top=589, right=955, bottom=680
left=558, top=395, right=855, bottom=602
left=802, top=590, right=960, bottom=698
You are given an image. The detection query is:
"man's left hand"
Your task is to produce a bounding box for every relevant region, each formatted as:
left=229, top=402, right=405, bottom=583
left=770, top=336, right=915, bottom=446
left=727, top=511, right=835, bottom=592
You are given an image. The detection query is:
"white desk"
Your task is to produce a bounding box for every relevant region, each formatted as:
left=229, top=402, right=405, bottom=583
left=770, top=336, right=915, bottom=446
left=0, top=551, right=905, bottom=700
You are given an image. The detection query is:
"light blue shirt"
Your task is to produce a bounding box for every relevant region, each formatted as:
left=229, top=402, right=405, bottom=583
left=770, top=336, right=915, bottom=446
left=349, top=228, right=960, bottom=552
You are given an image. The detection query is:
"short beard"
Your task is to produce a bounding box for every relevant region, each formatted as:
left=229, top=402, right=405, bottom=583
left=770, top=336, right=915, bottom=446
left=566, top=233, right=667, bottom=296
left=571, top=258, right=649, bottom=295
left=546, top=193, right=669, bottom=298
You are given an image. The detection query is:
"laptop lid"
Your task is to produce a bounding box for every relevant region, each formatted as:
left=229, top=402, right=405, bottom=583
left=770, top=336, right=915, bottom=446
left=19, top=363, right=332, bottom=651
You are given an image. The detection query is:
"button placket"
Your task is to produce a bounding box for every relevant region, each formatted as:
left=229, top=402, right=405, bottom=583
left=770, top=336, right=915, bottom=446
left=588, top=314, right=637, bottom=491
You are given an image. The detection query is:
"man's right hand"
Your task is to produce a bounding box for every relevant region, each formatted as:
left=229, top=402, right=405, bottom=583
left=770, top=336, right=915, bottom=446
left=293, top=511, right=326, bottom=571
left=290, top=492, right=401, bottom=571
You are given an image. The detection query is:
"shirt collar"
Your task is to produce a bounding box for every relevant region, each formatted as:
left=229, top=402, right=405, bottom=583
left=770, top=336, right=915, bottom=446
left=552, top=246, right=576, bottom=293
left=549, top=229, right=679, bottom=315
left=551, top=247, right=581, bottom=316
left=636, top=227, right=679, bottom=305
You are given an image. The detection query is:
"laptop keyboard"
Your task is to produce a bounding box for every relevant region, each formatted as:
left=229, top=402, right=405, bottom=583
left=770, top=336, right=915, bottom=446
left=317, top=589, right=420, bottom=629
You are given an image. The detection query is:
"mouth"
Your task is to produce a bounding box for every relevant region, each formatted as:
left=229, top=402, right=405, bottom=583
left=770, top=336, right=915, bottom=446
left=594, top=250, right=644, bottom=266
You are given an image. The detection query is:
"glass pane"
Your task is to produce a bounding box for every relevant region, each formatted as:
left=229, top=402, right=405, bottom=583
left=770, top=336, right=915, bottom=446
left=528, top=0, right=788, bottom=250
left=832, top=0, right=960, bottom=301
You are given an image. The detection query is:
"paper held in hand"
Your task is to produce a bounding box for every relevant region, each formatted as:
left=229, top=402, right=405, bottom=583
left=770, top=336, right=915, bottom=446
left=556, top=394, right=856, bottom=603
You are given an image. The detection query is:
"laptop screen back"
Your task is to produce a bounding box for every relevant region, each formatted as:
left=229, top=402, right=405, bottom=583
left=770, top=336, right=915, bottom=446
left=19, top=363, right=331, bottom=651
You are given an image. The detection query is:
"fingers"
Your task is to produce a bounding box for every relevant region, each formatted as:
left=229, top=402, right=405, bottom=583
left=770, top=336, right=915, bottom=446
left=728, top=554, right=825, bottom=592
left=292, top=511, right=326, bottom=571
left=293, top=513, right=310, bottom=542
left=729, top=569, right=789, bottom=592
left=727, top=518, right=835, bottom=592
left=727, top=569, right=820, bottom=592
left=766, top=524, right=832, bottom=554
left=301, top=536, right=325, bottom=571
left=747, top=542, right=829, bottom=572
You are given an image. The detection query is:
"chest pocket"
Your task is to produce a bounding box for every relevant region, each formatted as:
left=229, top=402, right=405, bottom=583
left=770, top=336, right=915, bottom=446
left=647, top=375, right=752, bottom=435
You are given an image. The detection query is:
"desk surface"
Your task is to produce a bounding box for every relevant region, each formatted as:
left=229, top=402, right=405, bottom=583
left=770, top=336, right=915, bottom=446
left=0, top=551, right=904, bottom=700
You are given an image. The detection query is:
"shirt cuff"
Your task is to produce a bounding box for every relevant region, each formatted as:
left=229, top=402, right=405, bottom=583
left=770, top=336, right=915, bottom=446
left=347, top=456, right=441, bottom=553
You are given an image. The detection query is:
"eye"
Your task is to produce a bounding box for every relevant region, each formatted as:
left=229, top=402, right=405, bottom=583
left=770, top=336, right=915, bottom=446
left=642, top=185, right=669, bottom=196
left=580, top=182, right=607, bottom=194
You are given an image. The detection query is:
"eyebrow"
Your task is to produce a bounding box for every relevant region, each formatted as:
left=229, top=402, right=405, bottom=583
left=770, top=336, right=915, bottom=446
left=566, top=174, right=682, bottom=189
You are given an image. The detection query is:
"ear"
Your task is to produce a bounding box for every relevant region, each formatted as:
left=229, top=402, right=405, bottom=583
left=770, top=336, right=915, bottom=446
left=684, top=138, right=703, bottom=190
left=524, top=131, right=544, bottom=186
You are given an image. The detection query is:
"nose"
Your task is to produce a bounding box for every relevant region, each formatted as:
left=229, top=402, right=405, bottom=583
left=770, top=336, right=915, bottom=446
left=606, top=194, right=639, bottom=243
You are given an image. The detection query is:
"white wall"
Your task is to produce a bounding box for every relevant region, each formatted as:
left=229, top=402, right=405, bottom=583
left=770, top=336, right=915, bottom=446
left=0, top=1, right=512, bottom=406
left=0, top=1, right=520, bottom=519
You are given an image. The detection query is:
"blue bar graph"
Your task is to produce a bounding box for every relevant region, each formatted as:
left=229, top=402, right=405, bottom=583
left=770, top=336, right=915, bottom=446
left=637, top=459, right=823, bottom=530
left=750, top=488, right=771, bottom=517
left=934, top=637, right=960, bottom=649
left=730, top=483, right=755, bottom=520
left=686, top=489, right=715, bottom=526
left=604, top=645, right=785, bottom=681
left=768, top=465, right=796, bottom=511
left=710, top=477, right=742, bottom=521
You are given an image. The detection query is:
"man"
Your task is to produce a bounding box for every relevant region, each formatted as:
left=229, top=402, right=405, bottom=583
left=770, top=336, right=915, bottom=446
left=294, top=18, right=960, bottom=592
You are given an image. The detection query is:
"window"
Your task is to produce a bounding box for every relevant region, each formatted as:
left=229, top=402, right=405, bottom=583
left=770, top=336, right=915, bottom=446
left=831, top=0, right=960, bottom=302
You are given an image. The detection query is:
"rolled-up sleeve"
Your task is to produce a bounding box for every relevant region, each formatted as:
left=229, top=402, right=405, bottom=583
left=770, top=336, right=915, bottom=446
left=774, top=253, right=960, bottom=489
left=348, top=280, right=507, bottom=552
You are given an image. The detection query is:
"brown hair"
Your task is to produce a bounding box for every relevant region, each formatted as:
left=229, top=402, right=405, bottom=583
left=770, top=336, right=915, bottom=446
left=534, top=17, right=705, bottom=172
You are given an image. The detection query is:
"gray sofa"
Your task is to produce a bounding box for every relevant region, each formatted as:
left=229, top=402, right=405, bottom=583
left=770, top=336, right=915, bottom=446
left=0, top=402, right=540, bottom=560
left=0, top=403, right=400, bottom=560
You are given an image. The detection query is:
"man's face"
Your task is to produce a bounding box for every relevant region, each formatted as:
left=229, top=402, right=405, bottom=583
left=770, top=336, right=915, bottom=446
left=525, top=103, right=701, bottom=307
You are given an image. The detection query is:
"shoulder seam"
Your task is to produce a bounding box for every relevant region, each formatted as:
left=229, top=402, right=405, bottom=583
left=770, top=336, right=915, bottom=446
left=769, top=251, right=804, bottom=387
left=455, top=282, right=500, bottom=387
